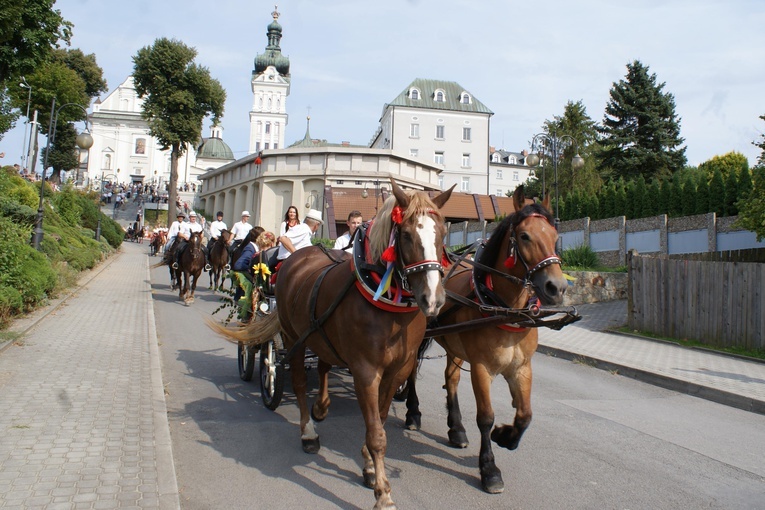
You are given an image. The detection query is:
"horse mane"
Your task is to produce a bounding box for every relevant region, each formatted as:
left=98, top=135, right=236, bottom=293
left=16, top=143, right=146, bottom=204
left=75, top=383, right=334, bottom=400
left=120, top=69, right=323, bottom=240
left=368, top=191, right=444, bottom=263
left=482, top=202, right=554, bottom=265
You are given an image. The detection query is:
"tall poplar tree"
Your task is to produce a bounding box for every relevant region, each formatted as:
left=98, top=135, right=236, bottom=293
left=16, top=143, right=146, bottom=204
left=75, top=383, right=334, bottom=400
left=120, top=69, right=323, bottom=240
left=597, top=60, right=686, bottom=180
left=133, top=38, right=225, bottom=218
left=736, top=115, right=765, bottom=240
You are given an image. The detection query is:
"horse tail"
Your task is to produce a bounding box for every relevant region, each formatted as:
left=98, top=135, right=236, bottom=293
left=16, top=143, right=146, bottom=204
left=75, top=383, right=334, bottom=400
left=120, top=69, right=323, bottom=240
left=206, top=312, right=281, bottom=347
left=415, top=337, right=433, bottom=373
left=150, top=260, right=167, bottom=269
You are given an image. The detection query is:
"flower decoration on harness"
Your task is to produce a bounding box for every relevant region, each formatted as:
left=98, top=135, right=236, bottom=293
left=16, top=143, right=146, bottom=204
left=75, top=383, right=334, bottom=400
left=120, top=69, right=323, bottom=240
left=374, top=223, right=399, bottom=301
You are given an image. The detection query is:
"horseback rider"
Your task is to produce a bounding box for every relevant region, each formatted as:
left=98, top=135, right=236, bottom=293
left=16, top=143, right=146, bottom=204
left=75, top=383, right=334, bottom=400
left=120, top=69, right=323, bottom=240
left=207, top=210, right=227, bottom=268
left=229, top=210, right=253, bottom=263
left=173, top=211, right=204, bottom=269
left=164, top=212, right=186, bottom=265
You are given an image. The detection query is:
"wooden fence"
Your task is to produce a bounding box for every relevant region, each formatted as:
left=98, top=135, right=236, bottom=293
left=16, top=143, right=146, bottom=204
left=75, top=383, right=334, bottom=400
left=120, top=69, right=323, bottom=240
left=628, top=252, right=765, bottom=351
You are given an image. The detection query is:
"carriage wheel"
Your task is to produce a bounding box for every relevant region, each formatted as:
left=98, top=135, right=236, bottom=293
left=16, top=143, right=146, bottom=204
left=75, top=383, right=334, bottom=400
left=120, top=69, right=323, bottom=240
left=393, top=380, right=410, bottom=401
left=238, top=341, right=256, bottom=381
left=259, top=339, right=284, bottom=410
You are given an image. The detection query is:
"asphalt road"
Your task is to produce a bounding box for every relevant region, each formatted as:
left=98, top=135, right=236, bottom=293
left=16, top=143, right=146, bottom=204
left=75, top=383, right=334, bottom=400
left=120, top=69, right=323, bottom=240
left=149, top=262, right=765, bottom=510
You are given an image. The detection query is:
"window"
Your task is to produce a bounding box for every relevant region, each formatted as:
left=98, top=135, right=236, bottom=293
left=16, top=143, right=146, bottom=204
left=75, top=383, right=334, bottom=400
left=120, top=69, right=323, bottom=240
left=434, top=151, right=444, bottom=165
left=461, top=92, right=471, bottom=104
left=435, top=125, right=445, bottom=139
left=273, top=143, right=278, bottom=150
left=497, top=189, right=503, bottom=197
left=435, top=90, right=445, bottom=102
left=462, top=127, right=471, bottom=141
left=496, top=169, right=503, bottom=180
left=492, top=152, right=501, bottom=163
left=255, top=142, right=261, bottom=152
left=410, top=88, right=420, bottom=100
left=103, top=154, right=112, bottom=170
left=462, top=153, right=471, bottom=167
left=508, top=156, right=517, bottom=164
left=265, top=122, right=271, bottom=134
left=461, top=177, right=470, bottom=192
left=410, top=123, right=419, bottom=138
left=409, top=148, right=419, bottom=157
left=264, top=143, right=269, bottom=149
left=438, top=176, right=444, bottom=189
left=513, top=171, right=519, bottom=181
left=337, top=180, right=344, bottom=184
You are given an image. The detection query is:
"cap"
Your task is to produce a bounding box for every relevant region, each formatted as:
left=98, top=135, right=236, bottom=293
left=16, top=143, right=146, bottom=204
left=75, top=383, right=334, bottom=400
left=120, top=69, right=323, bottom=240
left=305, top=208, right=323, bottom=224
left=216, top=211, right=224, bottom=217
left=241, top=210, right=250, bottom=217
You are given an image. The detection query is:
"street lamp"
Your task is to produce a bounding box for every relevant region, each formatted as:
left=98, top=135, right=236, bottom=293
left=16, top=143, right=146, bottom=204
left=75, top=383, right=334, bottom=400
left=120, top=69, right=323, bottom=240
left=361, top=180, right=383, bottom=213
left=32, top=98, right=94, bottom=250
left=526, top=133, right=584, bottom=253
left=19, top=77, right=32, bottom=171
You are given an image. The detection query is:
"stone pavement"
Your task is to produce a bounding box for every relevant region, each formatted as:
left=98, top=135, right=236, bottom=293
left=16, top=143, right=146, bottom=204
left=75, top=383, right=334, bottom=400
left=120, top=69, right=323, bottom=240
left=0, top=242, right=178, bottom=509
left=1, top=245, right=764, bottom=509
left=537, top=300, right=765, bottom=415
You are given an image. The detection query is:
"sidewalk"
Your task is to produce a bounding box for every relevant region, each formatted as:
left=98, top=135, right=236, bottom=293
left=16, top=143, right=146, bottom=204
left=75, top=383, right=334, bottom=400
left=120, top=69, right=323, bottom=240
left=537, top=300, right=765, bottom=415
left=0, top=242, right=179, bottom=509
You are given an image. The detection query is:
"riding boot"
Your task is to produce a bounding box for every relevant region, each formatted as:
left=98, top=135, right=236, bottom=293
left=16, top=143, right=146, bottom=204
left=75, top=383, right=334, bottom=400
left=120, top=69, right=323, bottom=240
left=203, top=246, right=211, bottom=272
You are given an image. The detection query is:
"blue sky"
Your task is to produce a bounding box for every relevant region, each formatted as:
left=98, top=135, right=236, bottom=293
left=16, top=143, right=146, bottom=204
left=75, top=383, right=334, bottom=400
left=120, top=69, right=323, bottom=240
left=3, top=0, right=764, bottom=169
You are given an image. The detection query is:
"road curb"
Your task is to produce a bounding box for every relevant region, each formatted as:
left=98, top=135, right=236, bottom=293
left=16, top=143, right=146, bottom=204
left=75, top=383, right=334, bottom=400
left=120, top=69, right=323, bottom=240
left=536, top=344, right=765, bottom=415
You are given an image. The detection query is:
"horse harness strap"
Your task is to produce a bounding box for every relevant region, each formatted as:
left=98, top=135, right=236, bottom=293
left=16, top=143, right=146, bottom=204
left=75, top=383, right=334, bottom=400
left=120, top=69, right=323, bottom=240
left=281, top=246, right=355, bottom=367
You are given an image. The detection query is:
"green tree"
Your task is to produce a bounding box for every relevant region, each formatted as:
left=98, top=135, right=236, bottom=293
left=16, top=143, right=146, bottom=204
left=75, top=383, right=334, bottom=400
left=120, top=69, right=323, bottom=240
left=669, top=176, right=683, bottom=217
left=695, top=175, right=710, bottom=215
left=738, top=165, right=753, bottom=202
left=645, top=179, right=660, bottom=217
left=615, top=182, right=627, bottom=217
left=133, top=38, right=226, bottom=218
left=681, top=174, right=696, bottom=216
left=708, top=169, right=725, bottom=216
left=597, top=60, right=686, bottom=181
left=0, top=0, right=72, bottom=139
left=698, top=151, right=748, bottom=181
left=633, top=175, right=647, bottom=218
left=539, top=100, right=600, bottom=197
left=624, top=181, right=635, bottom=219
left=658, top=178, right=671, bottom=216
left=736, top=115, right=765, bottom=239
left=724, top=168, right=739, bottom=216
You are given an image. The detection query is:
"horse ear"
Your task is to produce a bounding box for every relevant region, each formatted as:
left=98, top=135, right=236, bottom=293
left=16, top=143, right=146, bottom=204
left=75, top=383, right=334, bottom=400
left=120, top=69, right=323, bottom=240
left=390, top=178, right=410, bottom=208
left=541, top=192, right=551, bottom=212
left=513, top=185, right=526, bottom=212
left=431, top=184, right=456, bottom=209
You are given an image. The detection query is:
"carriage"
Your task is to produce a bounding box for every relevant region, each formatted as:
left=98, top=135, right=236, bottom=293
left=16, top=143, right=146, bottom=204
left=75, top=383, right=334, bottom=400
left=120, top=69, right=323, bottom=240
left=211, top=182, right=581, bottom=509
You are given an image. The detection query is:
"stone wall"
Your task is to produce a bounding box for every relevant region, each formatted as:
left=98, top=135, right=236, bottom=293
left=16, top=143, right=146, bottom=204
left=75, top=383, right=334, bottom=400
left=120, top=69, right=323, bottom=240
left=562, top=271, right=628, bottom=306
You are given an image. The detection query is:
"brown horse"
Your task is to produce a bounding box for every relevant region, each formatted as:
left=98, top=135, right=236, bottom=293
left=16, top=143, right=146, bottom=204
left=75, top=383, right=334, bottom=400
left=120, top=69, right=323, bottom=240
left=208, top=229, right=232, bottom=291
left=210, top=179, right=453, bottom=509
left=149, top=230, right=166, bottom=256
left=174, top=231, right=205, bottom=304
left=403, top=185, right=568, bottom=494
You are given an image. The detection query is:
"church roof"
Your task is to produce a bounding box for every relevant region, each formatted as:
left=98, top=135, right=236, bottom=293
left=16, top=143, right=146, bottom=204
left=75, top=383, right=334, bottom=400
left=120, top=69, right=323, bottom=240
left=387, top=78, right=493, bottom=114
left=253, top=8, right=290, bottom=78
left=197, top=136, right=234, bottom=160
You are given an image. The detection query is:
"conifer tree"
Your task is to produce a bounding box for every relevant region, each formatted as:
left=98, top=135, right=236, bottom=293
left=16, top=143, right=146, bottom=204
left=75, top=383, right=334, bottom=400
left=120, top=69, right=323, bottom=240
left=695, top=175, right=710, bottom=215
left=736, top=115, right=765, bottom=240
left=633, top=176, right=647, bottom=218
left=681, top=174, right=696, bottom=216
left=615, top=183, right=628, bottom=217
left=658, top=179, right=672, bottom=216
left=724, top=169, right=739, bottom=216
left=597, top=60, right=687, bottom=180
left=709, top=169, right=726, bottom=216
left=669, top=177, right=683, bottom=217
left=624, top=181, right=636, bottom=219
left=645, top=180, right=660, bottom=217
left=738, top=166, right=753, bottom=202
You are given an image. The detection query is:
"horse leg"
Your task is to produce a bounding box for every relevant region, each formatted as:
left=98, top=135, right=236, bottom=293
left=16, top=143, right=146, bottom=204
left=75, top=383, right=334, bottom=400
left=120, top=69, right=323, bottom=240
left=491, top=359, right=533, bottom=451
left=353, top=372, right=395, bottom=510
left=291, top=346, right=319, bottom=454
left=471, top=363, right=504, bottom=494
left=311, top=360, right=332, bottom=422
left=404, top=367, right=421, bottom=430
left=444, top=355, right=469, bottom=448
left=189, top=271, right=198, bottom=300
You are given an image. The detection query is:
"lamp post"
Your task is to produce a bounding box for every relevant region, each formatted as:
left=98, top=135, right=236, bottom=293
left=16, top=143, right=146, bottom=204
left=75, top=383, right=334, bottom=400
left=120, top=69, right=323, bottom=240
left=361, top=180, right=382, bottom=213
left=19, top=77, right=32, bottom=171
left=32, top=98, right=94, bottom=250
left=525, top=133, right=584, bottom=253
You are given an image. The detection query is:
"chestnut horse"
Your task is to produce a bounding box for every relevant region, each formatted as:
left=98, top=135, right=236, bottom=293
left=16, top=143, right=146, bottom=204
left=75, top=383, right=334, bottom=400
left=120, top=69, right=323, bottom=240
left=211, top=179, right=453, bottom=509
left=403, top=185, right=568, bottom=494
left=174, top=231, right=205, bottom=304
left=208, top=229, right=232, bottom=291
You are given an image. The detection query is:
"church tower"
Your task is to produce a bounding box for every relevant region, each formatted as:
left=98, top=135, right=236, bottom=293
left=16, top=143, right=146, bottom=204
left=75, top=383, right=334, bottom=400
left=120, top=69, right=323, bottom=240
left=249, top=7, right=290, bottom=154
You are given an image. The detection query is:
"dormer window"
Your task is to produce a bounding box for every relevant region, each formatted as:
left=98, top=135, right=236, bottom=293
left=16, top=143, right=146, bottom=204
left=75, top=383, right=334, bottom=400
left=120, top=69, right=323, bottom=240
left=492, top=153, right=501, bottom=163
left=410, top=88, right=420, bottom=100
left=434, top=89, right=445, bottom=102
left=461, top=92, right=471, bottom=104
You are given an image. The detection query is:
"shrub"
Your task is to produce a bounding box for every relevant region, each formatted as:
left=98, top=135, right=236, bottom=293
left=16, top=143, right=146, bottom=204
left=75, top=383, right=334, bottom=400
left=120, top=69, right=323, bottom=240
left=561, top=244, right=600, bottom=270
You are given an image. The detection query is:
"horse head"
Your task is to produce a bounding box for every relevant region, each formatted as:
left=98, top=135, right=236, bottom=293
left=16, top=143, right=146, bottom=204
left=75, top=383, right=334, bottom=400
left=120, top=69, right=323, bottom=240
left=369, top=179, right=454, bottom=317
left=188, top=231, right=204, bottom=257
left=220, top=229, right=233, bottom=244
left=482, top=185, right=566, bottom=306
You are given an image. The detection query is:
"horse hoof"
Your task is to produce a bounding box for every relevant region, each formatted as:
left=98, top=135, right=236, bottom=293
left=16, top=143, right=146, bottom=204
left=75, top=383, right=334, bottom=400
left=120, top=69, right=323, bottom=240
left=448, top=429, right=469, bottom=448
left=302, top=438, right=320, bottom=454
left=481, top=472, right=505, bottom=494
left=405, top=414, right=421, bottom=431
left=311, top=406, right=328, bottom=423
left=491, top=425, right=521, bottom=450
left=362, top=470, right=376, bottom=489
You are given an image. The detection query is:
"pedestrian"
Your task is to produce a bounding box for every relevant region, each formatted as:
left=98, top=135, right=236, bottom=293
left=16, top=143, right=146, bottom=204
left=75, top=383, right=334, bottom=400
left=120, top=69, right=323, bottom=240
left=280, top=205, right=300, bottom=236
left=333, top=210, right=363, bottom=252
left=277, top=208, right=323, bottom=262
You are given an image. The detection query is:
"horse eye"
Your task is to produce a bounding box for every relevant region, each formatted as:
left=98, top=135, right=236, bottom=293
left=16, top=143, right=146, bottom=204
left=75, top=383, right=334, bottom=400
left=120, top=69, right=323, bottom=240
left=401, top=231, right=412, bottom=242
left=519, top=232, right=531, bottom=242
